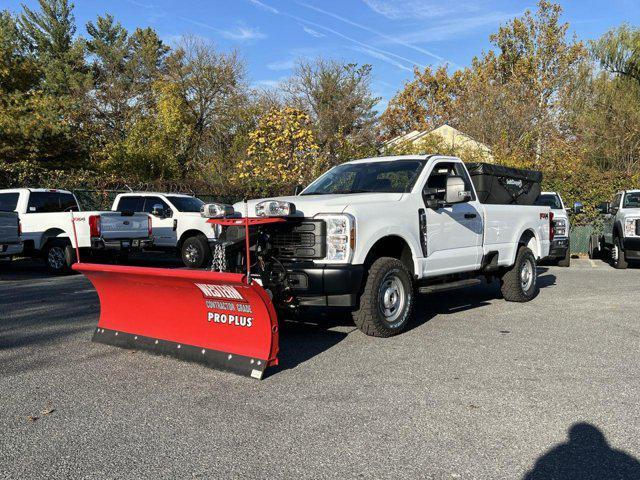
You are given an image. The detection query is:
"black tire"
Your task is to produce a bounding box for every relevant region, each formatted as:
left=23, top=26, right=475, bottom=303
left=588, top=235, right=600, bottom=260
left=613, top=236, right=628, bottom=269
left=352, top=257, right=414, bottom=337
left=181, top=234, right=211, bottom=269
left=500, top=247, right=539, bottom=302
left=557, top=241, right=571, bottom=267
left=43, top=239, right=76, bottom=275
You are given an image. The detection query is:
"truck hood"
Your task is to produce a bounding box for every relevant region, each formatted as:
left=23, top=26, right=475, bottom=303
left=235, top=192, right=404, bottom=218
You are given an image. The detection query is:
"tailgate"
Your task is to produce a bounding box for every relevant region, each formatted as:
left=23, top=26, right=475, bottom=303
left=100, top=212, right=149, bottom=240
left=0, top=212, right=20, bottom=244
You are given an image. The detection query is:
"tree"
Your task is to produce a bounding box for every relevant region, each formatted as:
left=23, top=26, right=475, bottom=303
left=380, top=65, right=461, bottom=140
left=85, top=15, right=169, bottom=172
left=479, top=0, right=586, bottom=164
left=0, top=1, right=90, bottom=169
left=592, top=24, right=640, bottom=84
left=237, top=106, right=319, bottom=195
left=164, top=36, right=248, bottom=178
left=285, top=59, right=378, bottom=163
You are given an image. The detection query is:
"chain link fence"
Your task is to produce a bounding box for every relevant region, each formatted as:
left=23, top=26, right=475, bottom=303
left=570, top=225, right=595, bottom=254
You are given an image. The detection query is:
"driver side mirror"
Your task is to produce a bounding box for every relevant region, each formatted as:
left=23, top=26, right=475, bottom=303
left=445, top=176, right=471, bottom=204
left=152, top=204, right=167, bottom=218
left=597, top=202, right=610, bottom=215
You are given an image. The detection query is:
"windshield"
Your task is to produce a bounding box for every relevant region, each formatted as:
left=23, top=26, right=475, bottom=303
left=535, top=194, right=563, bottom=210
left=301, top=160, right=426, bottom=195
left=623, top=192, right=640, bottom=208
left=166, top=195, right=205, bottom=212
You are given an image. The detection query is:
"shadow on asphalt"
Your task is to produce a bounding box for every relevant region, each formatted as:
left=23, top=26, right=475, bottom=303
left=524, top=423, right=640, bottom=479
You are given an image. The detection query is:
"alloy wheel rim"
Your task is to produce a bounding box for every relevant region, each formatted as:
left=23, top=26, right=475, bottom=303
left=185, top=244, right=200, bottom=263
left=48, top=247, right=65, bottom=270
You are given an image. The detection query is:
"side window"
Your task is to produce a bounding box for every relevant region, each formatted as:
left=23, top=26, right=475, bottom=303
left=424, top=162, right=475, bottom=202
left=143, top=197, right=169, bottom=214
left=116, top=196, right=144, bottom=212
left=59, top=193, right=79, bottom=211
left=27, top=192, right=78, bottom=213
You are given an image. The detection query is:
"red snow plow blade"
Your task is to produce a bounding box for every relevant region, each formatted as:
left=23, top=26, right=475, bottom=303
left=73, top=263, right=279, bottom=379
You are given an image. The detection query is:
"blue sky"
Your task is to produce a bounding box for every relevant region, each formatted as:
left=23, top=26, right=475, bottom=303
left=5, top=0, right=640, bottom=110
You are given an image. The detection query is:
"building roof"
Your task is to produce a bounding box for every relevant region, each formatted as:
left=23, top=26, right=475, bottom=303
left=384, top=124, right=493, bottom=160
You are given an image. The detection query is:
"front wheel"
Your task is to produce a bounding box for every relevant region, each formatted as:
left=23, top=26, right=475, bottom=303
left=612, top=236, right=628, bottom=269
left=500, top=247, right=539, bottom=302
left=352, top=257, right=414, bottom=337
left=43, top=240, right=76, bottom=275
left=181, top=234, right=211, bottom=269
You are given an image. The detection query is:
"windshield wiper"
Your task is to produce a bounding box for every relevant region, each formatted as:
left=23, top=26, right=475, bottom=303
left=301, top=189, right=373, bottom=195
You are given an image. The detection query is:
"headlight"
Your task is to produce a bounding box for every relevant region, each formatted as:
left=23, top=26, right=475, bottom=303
left=255, top=200, right=296, bottom=217
left=315, top=213, right=355, bottom=263
left=624, top=218, right=639, bottom=237
left=554, top=218, right=566, bottom=237
left=201, top=203, right=234, bottom=218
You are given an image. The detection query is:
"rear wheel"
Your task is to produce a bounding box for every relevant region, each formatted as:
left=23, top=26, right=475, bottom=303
left=352, top=257, right=414, bottom=337
left=588, top=235, right=601, bottom=260
left=500, top=247, right=539, bottom=302
left=612, top=236, right=628, bottom=269
left=43, top=239, right=75, bottom=275
left=181, top=234, right=211, bottom=269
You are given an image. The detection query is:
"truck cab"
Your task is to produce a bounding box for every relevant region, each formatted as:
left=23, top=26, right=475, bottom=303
left=593, top=190, right=640, bottom=269
left=112, top=193, right=216, bottom=268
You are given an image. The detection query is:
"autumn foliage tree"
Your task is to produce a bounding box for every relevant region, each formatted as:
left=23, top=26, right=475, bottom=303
left=237, top=106, right=319, bottom=195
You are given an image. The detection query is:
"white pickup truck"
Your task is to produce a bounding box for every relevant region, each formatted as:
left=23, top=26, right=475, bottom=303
left=208, top=155, right=553, bottom=337
left=534, top=191, right=582, bottom=267
left=0, top=188, right=153, bottom=274
left=112, top=192, right=216, bottom=268
left=0, top=211, right=22, bottom=258
left=590, top=189, right=640, bottom=269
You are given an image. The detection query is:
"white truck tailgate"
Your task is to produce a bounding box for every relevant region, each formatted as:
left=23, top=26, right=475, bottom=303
left=100, top=213, right=150, bottom=240
left=0, top=211, right=20, bottom=244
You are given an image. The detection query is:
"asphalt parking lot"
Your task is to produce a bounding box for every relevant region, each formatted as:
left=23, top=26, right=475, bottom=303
left=1, top=256, right=639, bottom=479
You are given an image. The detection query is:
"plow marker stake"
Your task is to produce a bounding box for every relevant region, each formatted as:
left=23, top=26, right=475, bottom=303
left=73, top=263, right=279, bottom=379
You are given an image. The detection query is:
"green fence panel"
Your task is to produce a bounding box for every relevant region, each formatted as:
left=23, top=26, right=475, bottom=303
left=570, top=225, right=595, bottom=254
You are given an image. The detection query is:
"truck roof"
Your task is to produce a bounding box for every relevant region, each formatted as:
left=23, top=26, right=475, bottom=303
left=346, top=154, right=438, bottom=164
left=116, top=192, right=195, bottom=197
left=0, top=188, right=73, bottom=194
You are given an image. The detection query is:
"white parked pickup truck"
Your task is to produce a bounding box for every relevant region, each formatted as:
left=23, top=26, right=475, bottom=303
left=0, top=211, right=22, bottom=258
left=534, top=191, right=582, bottom=267
left=112, top=192, right=216, bottom=268
left=0, top=188, right=153, bottom=274
left=590, top=189, right=640, bottom=269
left=208, top=155, right=553, bottom=337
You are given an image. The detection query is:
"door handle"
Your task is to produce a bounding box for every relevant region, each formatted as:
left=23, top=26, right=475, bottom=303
left=464, top=213, right=477, bottom=219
